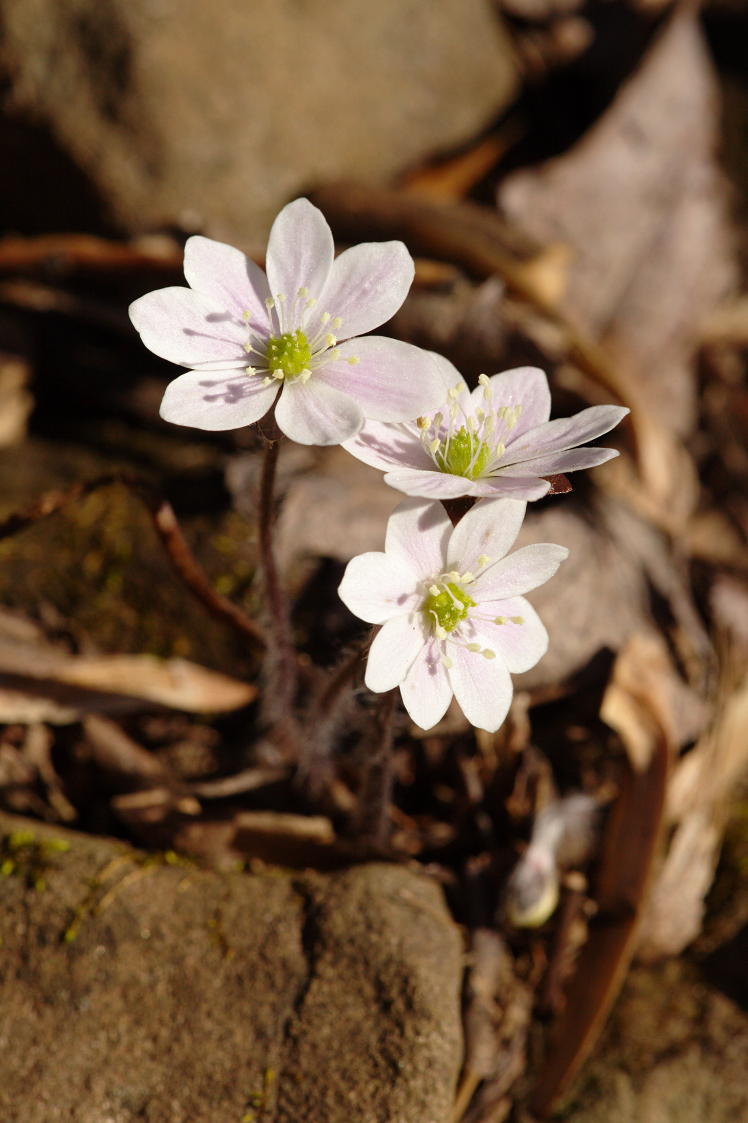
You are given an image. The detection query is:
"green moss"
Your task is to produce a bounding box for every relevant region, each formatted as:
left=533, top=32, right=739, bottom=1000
left=0, top=829, right=71, bottom=891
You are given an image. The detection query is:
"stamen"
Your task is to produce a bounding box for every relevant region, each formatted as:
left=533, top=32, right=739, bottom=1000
left=442, top=656, right=453, bottom=669
left=244, top=366, right=256, bottom=375
left=321, top=312, right=331, bottom=325
left=265, top=297, right=275, bottom=309
left=332, top=317, right=342, bottom=330
left=297, top=287, right=309, bottom=298
left=477, top=554, right=491, bottom=567
left=272, top=369, right=284, bottom=380
left=511, top=616, right=524, bottom=625
left=298, top=369, right=312, bottom=383
left=494, top=616, right=508, bottom=625
left=482, top=649, right=496, bottom=660
left=324, top=333, right=337, bottom=348
left=347, top=356, right=360, bottom=366
left=305, top=297, right=317, bottom=308
left=242, top=310, right=252, bottom=322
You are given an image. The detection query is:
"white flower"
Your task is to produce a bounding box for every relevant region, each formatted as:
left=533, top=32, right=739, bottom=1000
left=342, top=364, right=629, bottom=499
left=338, top=498, right=568, bottom=732
left=129, top=199, right=446, bottom=445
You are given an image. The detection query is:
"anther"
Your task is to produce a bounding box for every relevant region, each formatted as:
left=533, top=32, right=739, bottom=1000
left=265, top=297, right=275, bottom=309
left=442, top=656, right=453, bottom=669
left=347, top=356, right=360, bottom=366
left=321, top=312, right=331, bottom=325
left=299, top=369, right=312, bottom=383
left=511, top=616, right=524, bottom=625
left=482, top=649, right=496, bottom=660
left=477, top=554, right=491, bottom=567
left=332, top=317, right=342, bottom=330
left=324, top=333, right=337, bottom=348
left=494, top=616, right=508, bottom=625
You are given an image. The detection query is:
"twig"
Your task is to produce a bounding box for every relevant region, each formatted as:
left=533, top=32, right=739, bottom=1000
left=0, top=471, right=267, bottom=648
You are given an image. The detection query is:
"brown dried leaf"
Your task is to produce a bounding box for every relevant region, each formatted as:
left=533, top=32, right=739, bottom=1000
left=499, top=8, right=737, bottom=437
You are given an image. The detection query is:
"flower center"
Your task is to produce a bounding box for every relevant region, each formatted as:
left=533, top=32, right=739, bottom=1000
left=264, top=330, right=312, bottom=381
left=433, top=427, right=492, bottom=480
left=422, top=580, right=475, bottom=634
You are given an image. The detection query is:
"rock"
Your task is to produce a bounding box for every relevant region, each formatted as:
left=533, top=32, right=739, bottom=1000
left=1, top=0, right=517, bottom=242
left=0, top=812, right=463, bottom=1123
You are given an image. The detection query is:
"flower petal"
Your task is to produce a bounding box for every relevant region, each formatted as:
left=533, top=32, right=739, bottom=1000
left=497, top=446, right=620, bottom=478
left=471, top=543, right=568, bottom=600
left=383, top=468, right=478, bottom=499
left=365, top=614, right=427, bottom=692
left=159, top=369, right=277, bottom=431
left=384, top=499, right=451, bottom=579
left=471, top=596, right=548, bottom=674
left=318, top=338, right=447, bottom=422
left=447, top=645, right=513, bottom=732
left=183, top=236, right=272, bottom=329
left=400, top=640, right=453, bottom=730
left=447, top=498, right=527, bottom=573
left=265, top=199, right=334, bottom=309
left=318, top=240, right=414, bottom=337
left=129, top=287, right=247, bottom=367
left=338, top=552, right=421, bottom=624
left=484, top=367, right=552, bottom=435
left=469, top=476, right=551, bottom=500
left=506, top=405, right=629, bottom=462
left=274, top=377, right=363, bottom=445
left=342, top=420, right=429, bottom=473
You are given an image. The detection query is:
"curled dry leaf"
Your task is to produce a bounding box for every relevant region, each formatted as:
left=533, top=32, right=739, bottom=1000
left=0, top=630, right=255, bottom=721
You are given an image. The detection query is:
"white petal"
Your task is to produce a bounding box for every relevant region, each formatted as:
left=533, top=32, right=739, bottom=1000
left=129, top=287, right=247, bottom=367
left=496, top=446, right=619, bottom=478
left=342, top=419, right=429, bottom=473
left=447, top=498, right=527, bottom=572
left=384, top=499, right=450, bottom=579
left=265, top=199, right=334, bottom=310
left=274, top=378, right=363, bottom=445
left=471, top=597, right=548, bottom=673
left=183, top=236, right=271, bottom=329
left=159, top=369, right=277, bottom=431
left=471, top=543, right=568, bottom=600
left=338, top=553, right=421, bottom=625
left=484, top=367, right=551, bottom=435
left=469, top=476, right=551, bottom=500
left=400, top=640, right=453, bottom=730
left=365, top=615, right=427, bottom=692
left=318, top=338, right=447, bottom=422
left=318, top=240, right=414, bottom=338
left=383, top=468, right=477, bottom=499
left=447, top=645, right=513, bottom=732
left=506, top=405, right=629, bottom=462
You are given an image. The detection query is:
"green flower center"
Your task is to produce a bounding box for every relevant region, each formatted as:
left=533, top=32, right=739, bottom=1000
left=264, top=330, right=312, bottom=381
left=423, top=581, right=475, bottom=634
left=434, top=427, right=492, bottom=479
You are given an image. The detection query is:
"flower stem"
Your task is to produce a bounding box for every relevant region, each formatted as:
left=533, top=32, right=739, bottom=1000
left=257, top=435, right=299, bottom=748
left=354, top=689, right=397, bottom=852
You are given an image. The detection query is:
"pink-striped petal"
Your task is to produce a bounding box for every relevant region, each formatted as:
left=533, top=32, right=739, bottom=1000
left=265, top=199, right=334, bottom=312
left=159, top=369, right=277, bottom=431
left=365, top=614, right=427, bottom=692
left=470, top=597, right=548, bottom=674
left=129, top=288, right=247, bottom=367
left=471, top=543, right=568, bottom=600
left=338, top=553, right=421, bottom=625
left=497, top=446, right=619, bottom=478
left=274, top=378, right=363, bottom=445
left=384, top=499, right=451, bottom=579
left=447, top=645, right=513, bottom=732
left=470, top=475, right=551, bottom=500
left=447, top=498, right=527, bottom=573
left=400, top=639, right=453, bottom=730
left=318, top=338, right=447, bottom=422
left=383, top=468, right=477, bottom=499
left=319, top=241, right=414, bottom=338
left=342, top=420, right=429, bottom=473
left=183, top=236, right=272, bottom=329
left=506, top=405, right=628, bottom=461
left=481, top=367, right=552, bottom=435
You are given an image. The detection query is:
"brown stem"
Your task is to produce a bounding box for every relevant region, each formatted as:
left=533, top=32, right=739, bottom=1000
left=257, top=437, right=299, bottom=737
left=354, top=689, right=398, bottom=852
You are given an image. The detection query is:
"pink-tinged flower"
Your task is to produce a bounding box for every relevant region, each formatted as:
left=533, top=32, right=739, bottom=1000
left=338, top=498, right=568, bottom=732
left=129, top=199, right=446, bottom=445
left=342, top=364, right=628, bottom=499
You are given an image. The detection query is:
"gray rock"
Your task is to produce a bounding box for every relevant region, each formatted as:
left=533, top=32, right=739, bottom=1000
left=1, top=0, right=517, bottom=241
left=0, top=813, right=463, bottom=1123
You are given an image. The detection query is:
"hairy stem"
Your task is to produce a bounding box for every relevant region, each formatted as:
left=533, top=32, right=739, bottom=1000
left=257, top=436, right=300, bottom=748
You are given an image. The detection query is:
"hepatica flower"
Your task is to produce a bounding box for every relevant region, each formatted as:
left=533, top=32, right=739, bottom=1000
left=338, top=498, right=568, bottom=732
left=343, top=365, right=628, bottom=500
left=129, top=199, right=445, bottom=445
